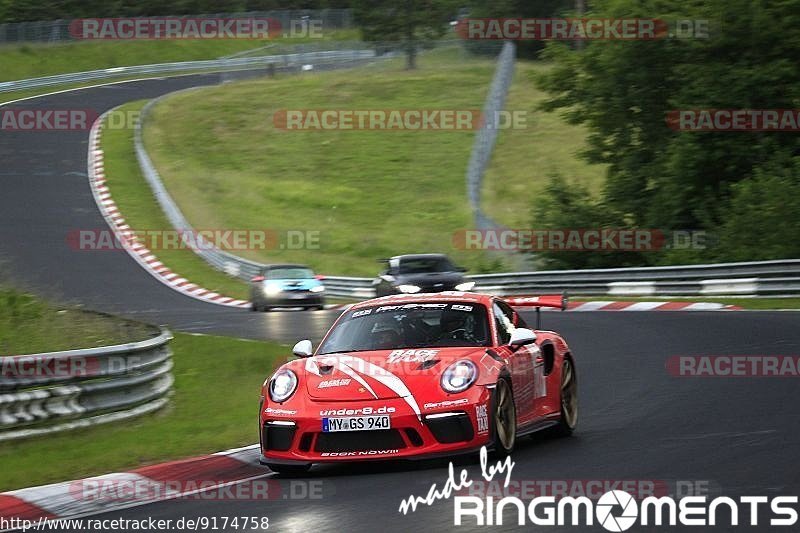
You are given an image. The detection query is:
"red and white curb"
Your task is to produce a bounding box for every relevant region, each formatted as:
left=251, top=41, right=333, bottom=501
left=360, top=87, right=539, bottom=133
left=562, top=301, right=742, bottom=312
left=0, top=444, right=263, bottom=524
left=87, top=115, right=251, bottom=309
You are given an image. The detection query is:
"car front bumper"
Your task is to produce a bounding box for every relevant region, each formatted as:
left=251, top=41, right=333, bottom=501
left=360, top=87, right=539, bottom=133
left=260, top=388, right=493, bottom=464
left=253, top=292, right=324, bottom=307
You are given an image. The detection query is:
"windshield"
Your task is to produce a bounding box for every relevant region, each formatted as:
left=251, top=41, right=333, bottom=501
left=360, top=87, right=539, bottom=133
left=318, top=301, right=491, bottom=354
left=397, top=257, right=456, bottom=274
left=265, top=267, right=314, bottom=280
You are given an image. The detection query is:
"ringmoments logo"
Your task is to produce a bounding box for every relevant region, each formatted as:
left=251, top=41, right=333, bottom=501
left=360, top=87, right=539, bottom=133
left=453, top=491, right=800, bottom=529
left=596, top=490, right=638, bottom=531
left=396, top=447, right=799, bottom=530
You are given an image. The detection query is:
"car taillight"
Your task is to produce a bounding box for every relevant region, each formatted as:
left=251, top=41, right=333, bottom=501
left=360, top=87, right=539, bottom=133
left=252, top=276, right=265, bottom=282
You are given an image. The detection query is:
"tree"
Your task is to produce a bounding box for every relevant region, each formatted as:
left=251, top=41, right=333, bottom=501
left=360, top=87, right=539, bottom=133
left=464, top=0, right=573, bottom=58
left=529, top=176, right=648, bottom=270
left=535, top=0, right=800, bottom=266
left=353, top=0, right=457, bottom=69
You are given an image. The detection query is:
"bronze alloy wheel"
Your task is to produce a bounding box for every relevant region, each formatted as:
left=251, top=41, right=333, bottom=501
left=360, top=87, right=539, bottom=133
left=558, top=358, right=578, bottom=434
left=493, top=379, right=516, bottom=454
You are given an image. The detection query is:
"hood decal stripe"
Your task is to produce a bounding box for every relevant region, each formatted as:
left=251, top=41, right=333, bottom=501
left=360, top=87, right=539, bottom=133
left=306, top=355, right=423, bottom=420
left=337, top=362, right=379, bottom=399
left=338, top=355, right=422, bottom=420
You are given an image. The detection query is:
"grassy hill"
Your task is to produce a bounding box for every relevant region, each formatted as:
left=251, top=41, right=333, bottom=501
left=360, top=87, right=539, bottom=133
left=140, top=47, right=605, bottom=276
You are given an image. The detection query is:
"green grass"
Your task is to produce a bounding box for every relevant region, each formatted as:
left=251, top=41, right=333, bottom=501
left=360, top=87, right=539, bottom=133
left=0, top=31, right=359, bottom=83
left=0, top=288, right=154, bottom=355
left=481, top=63, right=607, bottom=228
left=141, top=47, right=564, bottom=276
left=0, top=331, right=288, bottom=491
left=101, top=102, right=251, bottom=300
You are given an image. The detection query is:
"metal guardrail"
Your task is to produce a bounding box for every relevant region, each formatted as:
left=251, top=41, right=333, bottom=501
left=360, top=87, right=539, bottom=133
left=0, top=328, right=173, bottom=441
left=288, top=260, right=800, bottom=299
left=0, top=45, right=377, bottom=94
left=128, top=43, right=408, bottom=300
left=139, top=104, right=376, bottom=298
left=466, top=41, right=514, bottom=233
left=132, top=41, right=393, bottom=292
left=135, top=92, right=266, bottom=284
left=467, top=259, right=800, bottom=297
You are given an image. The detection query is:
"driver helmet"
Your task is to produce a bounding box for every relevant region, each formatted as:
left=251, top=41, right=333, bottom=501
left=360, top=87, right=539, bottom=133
left=440, top=308, right=467, bottom=334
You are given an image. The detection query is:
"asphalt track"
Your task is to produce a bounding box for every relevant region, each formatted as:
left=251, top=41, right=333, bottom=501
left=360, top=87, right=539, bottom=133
left=2, top=74, right=800, bottom=532
left=0, top=71, right=340, bottom=343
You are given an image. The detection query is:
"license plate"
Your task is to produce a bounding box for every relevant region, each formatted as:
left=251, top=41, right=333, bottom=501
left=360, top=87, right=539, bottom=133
left=322, top=415, right=391, bottom=432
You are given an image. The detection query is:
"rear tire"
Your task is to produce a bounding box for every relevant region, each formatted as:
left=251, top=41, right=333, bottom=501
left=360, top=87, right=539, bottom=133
left=266, top=463, right=311, bottom=476
left=553, top=358, right=578, bottom=437
left=492, top=378, right=516, bottom=456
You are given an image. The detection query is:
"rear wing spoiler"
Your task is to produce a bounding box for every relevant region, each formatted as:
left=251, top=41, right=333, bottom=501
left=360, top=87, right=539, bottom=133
left=504, top=292, right=568, bottom=329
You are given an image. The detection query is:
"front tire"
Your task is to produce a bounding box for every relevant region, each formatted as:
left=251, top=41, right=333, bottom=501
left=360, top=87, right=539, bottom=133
left=492, top=378, right=516, bottom=456
left=553, top=357, right=578, bottom=436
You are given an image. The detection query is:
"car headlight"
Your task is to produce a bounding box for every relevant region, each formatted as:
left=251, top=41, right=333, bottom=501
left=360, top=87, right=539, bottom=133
left=455, top=281, right=476, bottom=291
left=309, top=285, right=325, bottom=293
left=441, top=360, right=477, bottom=393
left=269, top=369, right=298, bottom=402
left=397, top=284, right=421, bottom=294
left=263, top=283, right=282, bottom=296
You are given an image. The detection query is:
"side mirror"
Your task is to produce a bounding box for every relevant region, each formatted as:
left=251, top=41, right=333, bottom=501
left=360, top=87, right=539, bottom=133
left=457, top=266, right=468, bottom=272
left=292, top=340, right=313, bottom=358
left=509, top=328, right=537, bottom=349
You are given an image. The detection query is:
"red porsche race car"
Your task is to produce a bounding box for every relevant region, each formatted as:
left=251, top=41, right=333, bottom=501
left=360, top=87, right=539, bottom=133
left=259, top=291, right=577, bottom=474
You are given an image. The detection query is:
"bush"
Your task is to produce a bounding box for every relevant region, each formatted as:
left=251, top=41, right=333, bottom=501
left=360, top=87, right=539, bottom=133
left=714, top=161, right=800, bottom=262
left=529, top=176, right=653, bottom=269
